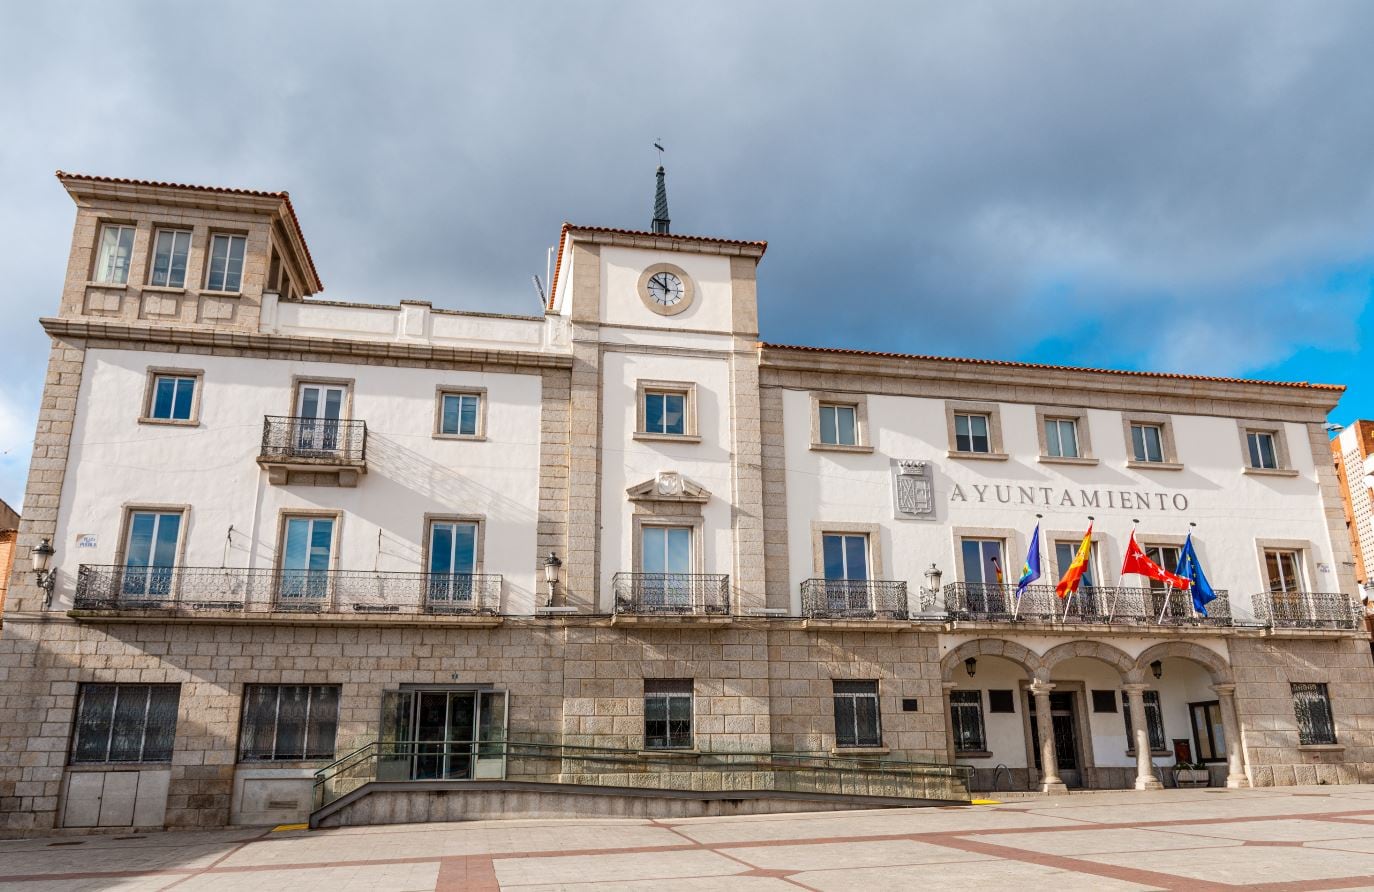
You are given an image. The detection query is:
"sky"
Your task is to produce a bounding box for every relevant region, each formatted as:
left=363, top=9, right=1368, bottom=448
left=1, top=1, right=1373, bottom=509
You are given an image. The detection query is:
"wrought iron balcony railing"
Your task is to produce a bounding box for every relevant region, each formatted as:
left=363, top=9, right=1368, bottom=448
left=939, top=582, right=1232, bottom=627
left=260, top=415, right=367, bottom=465
left=73, top=565, right=501, bottom=615
left=611, top=572, right=730, bottom=616
left=1251, top=590, right=1359, bottom=630
left=800, top=579, right=909, bottom=619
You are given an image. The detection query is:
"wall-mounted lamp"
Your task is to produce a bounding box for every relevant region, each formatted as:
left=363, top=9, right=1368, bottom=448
left=922, top=563, right=944, bottom=611
left=964, top=657, right=977, bottom=678
left=1150, top=659, right=1163, bottom=680
left=542, top=551, right=562, bottom=607
left=32, top=538, right=56, bottom=606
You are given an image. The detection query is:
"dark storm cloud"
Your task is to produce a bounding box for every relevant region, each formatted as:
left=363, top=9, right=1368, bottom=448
left=2, top=1, right=1373, bottom=504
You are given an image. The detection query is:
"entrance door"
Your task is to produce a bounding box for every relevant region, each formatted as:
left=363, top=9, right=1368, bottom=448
left=412, top=691, right=477, bottom=780
left=1029, top=691, right=1082, bottom=788
left=295, top=384, right=345, bottom=454
left=378, top=689, right=510, bottom=782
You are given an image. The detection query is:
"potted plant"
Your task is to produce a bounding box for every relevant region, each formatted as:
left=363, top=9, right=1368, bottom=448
left=1173, top=762, right=1210, bottom=787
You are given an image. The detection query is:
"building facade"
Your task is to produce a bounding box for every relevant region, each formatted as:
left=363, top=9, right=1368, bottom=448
left=1332, top=420, right=1374, bottom=597
left=0, top=171, right=1370, bottom=834
left=0, top=498, right=17, bottom=617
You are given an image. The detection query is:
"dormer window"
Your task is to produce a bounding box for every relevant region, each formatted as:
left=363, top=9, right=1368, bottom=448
left=206, top=234, right=247, bottom=293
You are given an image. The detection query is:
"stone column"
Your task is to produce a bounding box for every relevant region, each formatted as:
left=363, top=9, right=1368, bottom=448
left=1030, top=681, right=1067, bottom=794
left=1123, top=683, right=1162, bottom=790
left=1211, top=683, right=1249, bottom=788
left=941, top=682, right=958, bottom=764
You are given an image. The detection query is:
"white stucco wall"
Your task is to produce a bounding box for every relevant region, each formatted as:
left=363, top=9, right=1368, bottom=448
left=53, top=349, right=545, bottom=612
left=599, top=246, right=736, bottom=333
left=598, top=349, right=736, bottom=609
left=782, top=390, right=1338, bottom=618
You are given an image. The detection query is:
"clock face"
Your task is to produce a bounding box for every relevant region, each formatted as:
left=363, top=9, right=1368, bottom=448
left=646, top=271, right=684, bottom=306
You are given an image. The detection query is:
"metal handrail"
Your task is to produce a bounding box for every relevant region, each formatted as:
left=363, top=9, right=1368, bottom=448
left=941, top=582, right=1232, bottom=627
left=800, top=579, right=909, bottom=619
left=1251, top=590, right=1360, bottom=630
left=260, top=415, right=367, bottom=465
left=611, top=572, right=730, bottom=615
left=73, top=565, right=502, bottom=615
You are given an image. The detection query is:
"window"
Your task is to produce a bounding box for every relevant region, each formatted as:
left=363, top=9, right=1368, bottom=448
left=1055, top=540, right=1099, bottom=589
left=1123, top=690, right=1166, bottom=753
left=205, top=233, right=247, bottom=292
left=822, top=533, right=868, bottom=582
left=72, top=684, right=179, bottom=763
left=1247, top=430, right=1279, bottom=470
left=833, top=680, right=882, bottom=748
left=279, top=515, right=334, bottom=600
left=122, top=510, right=183, bottom=597
left=1292, top=683, right=1336, bottom=746
left=988, top=689, right=1015, bottom=714
left=1142, top=545, right=1183, bottom=593
left=950, top=691, right=986, bottom=752
left=960, top=538, right=1005, bottom=586
left=1131, top=424, right=1165, bottom=463
left=819, top=403, right=858, bottom=446
left=1091, top=690, right=1118, bottom=713
left=644, top=390, right=687, bottom=436
left=644, top=679, right=693, bottom=749
left=1044, top=418, right=1080, bottom=458
left=147, top=374, right=197, bottom=422
left=954, top=413, right=991, bottom=453
left=643, top=526, right=692, bottom=575
left=1265, top=550, right=1304, bottom=594
left=239, top=685, right=340, bottom=761
left=94, top=224, right=136, bottom=284
left=1189, top=701, right=1227, bottom=763
left=438, top=391, right=482, bottom=437
left=148, top=229, right=191, bottom=288
left=427, top=519, right=479, bottom=603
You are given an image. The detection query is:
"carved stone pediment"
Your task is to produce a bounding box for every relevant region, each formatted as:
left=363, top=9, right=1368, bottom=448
left=626, top=471, right=711, bottom=503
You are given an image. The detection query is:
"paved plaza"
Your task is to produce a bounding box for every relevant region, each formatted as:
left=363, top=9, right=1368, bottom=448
left=8, top=786, right=1374, bottom=890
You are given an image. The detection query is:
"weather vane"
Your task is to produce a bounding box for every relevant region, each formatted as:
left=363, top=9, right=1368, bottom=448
left=654, top=140, right=665, bottom=165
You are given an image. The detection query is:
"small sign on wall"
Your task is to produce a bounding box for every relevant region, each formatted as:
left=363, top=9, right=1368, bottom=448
left=76, top=534, right=97, bottom=549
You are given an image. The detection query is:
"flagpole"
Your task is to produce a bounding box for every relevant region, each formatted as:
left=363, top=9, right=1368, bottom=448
left=1062, top=516, right=1092, bottom=624
left=1185, top=521, right=1198, bottom=620
left=1012, top=513, right=1041, bottom=622
left=1158, top=581, right=1174, bottom=624
left=1108, top=518, right=1139, bottom=624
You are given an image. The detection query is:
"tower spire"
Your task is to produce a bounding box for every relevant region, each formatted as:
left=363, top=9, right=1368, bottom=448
left=651, top=148, right=670, bottom=234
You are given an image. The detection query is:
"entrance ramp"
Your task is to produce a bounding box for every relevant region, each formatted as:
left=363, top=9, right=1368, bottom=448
left=310, top=740, right=971, bottom=828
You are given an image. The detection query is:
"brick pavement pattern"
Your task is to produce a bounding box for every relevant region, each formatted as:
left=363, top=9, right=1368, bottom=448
left=9, top=786, right=1374, bottom=889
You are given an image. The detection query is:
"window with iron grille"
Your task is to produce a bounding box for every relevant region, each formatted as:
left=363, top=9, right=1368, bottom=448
left=833, top=680, right=882, bottom=747
left=644, top=679, right=693, bottom=749
left=72, top=684, right=180, bottom=763
left=1292, top=683, right=1336, bottom=746
left=239, top=685, right=341, bottom=761
left=950, top=690, right=986, bottom=752
left=1123, top=690, right=1167, bottom=753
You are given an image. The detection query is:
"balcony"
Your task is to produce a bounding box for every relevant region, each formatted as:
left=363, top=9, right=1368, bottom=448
left=1252, top=591, right=1359, bottom=630
left=611, top=572, right=730, bottom=623
left=258, top=415, right=367, bottom=486
left=72, top=565, right=502, bottom=622
left=939, top=582, right=1233, bottom=628
left=800, top=579, right=909, bottom=622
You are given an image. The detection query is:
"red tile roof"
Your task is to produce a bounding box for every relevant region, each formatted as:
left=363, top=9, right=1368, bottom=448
left=546, top=222, right=768, bottom=310
left=760, top=342, right=1345, bottom=392
left=55, top=171, right=323, bottom=293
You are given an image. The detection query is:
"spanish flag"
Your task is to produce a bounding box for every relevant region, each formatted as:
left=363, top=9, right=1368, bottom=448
left=1055, top=523, right=1093, bottom=599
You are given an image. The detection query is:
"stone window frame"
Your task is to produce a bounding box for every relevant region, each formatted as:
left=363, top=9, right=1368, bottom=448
left=810, top=521, right=884, bottom=579
left=144, top=226, right=195, bottom=292
left=138, top=366, right=204, bottom=427
left=289, top=375, right=356, bottom=420
left=89, top=219, right=139, bottom=286
left=950, top=526, right=1019, bottom=586
left=1034, top=406, right=1097, bottom=466
left=272, top=508, right=344, bottom=576
left=642, top=678, right=695, bottom=751
left=433, top=386, right=488, bottom=441
left=237, top=683, right=342, bottom=762
left=203, top=230, right=250, bottom=295
left=114, top=502, right=192, bottom=570
left=631, top=513, right=706, bottom=576
left=1046, top=527, right=1112, bottom=588
left=1254, top=538, right=1317, bottom=594
left=808, top=391, right=873, bottom=454
left=944, top=400, right=1008, bottom=461
left=419, top=512, right=487, bottom=576
left=1238, top=420, right=1299, bottom=477
left=831, top=679, right=885, bottom=751
left=1122, top=412, right=1183, bottom=471
left=634, top=379, right=701, bottom=443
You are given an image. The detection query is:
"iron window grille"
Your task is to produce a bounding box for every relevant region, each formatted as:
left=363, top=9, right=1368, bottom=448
left=643, top=679, right=693, bottom=750
left=239, top=684, right=341, bottom=761
left=1123, top=689, right=1167, bottom=753
left=950, top=690, right=986, bottom=752
left=1292, top=682, right=1336, bottom=746
left=72, top=683, right=180, bottom=764
left=833, top=680, right=882, bottom=748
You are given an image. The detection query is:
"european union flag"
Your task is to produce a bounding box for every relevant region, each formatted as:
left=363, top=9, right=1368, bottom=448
left=1176, top=533, right=1216, bottom=616
left=1016, top=524, right=1042, bottom=599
